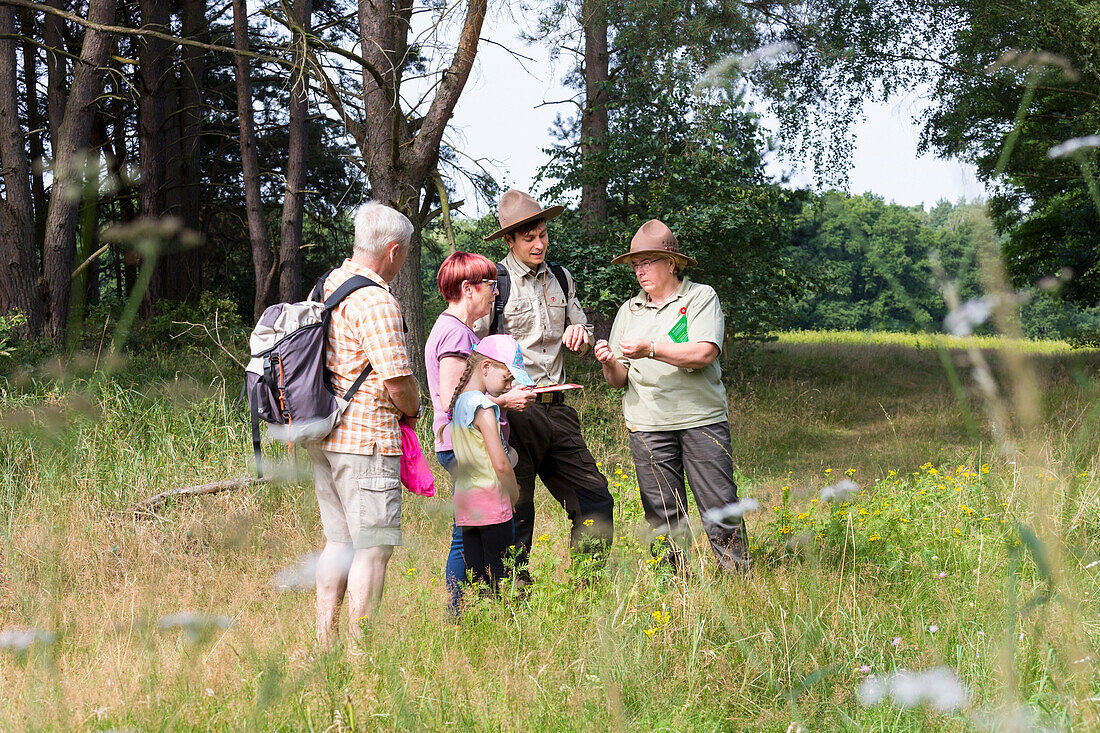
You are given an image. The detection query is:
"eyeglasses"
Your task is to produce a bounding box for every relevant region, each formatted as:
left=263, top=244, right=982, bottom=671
left=630, top=258, right=665, bottom=272
left=482, top=279, right=499, bottom=294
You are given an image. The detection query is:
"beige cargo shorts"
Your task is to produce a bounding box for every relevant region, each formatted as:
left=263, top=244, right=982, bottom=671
left=306, top=445, right=402, bottom=548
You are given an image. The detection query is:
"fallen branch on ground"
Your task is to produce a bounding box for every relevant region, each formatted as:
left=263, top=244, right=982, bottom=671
left=132, top=476, right=269, bottom=517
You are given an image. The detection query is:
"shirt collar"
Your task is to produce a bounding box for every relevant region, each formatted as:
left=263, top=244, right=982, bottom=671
left=504, top=250, right=545, bottom=279
left=631, top=277, right=690, bottom=309
left=342, top=258, right=392, bottom=291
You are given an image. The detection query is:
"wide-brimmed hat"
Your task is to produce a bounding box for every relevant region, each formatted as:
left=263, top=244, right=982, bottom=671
left=473, top=334, right=536, bottom=387
left=484, top=190, right=564, bottom=241
left=610, top=219, right=698, bottom=267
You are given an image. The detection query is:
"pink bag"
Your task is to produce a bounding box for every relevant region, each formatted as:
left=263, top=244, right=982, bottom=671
left=400, top=421, right=436, bottom=497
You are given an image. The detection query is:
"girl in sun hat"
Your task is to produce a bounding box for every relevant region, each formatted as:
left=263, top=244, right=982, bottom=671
left=445, top=334, right=535, bottom=597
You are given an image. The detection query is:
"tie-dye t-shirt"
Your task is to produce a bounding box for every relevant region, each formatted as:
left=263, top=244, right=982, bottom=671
left=449, top=391, right=513, bottom=527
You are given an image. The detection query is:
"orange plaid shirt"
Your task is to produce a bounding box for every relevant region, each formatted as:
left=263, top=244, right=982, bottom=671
left=320, top=259, right=412, bottom=455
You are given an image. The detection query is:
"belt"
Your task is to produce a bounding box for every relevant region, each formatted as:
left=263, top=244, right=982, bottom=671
left=537, top=391, right=565, bottom=405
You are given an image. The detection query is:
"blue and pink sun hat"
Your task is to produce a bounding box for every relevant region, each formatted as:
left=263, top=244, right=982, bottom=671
left=474, top=334, right=535, bottom=387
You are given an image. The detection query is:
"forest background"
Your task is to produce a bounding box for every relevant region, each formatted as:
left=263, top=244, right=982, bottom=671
left=3, top=0, right=1100, bottom=361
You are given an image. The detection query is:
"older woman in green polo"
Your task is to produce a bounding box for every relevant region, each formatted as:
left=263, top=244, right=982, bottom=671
left=594, top=219, right=749, bottom=572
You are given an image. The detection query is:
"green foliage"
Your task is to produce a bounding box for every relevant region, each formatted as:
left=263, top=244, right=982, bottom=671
left=750, top=1, right=1100, bottom=309
left=538, top=0, right=809, bottom=334
left=791, top=194, right=983, bottom=332
left=0, top=312, right=27, bottom=361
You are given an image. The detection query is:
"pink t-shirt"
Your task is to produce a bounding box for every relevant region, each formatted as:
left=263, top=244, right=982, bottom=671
left=425, top=313, right=479, bottom=453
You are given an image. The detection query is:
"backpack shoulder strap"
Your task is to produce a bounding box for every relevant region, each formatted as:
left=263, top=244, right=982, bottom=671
left=548, top=262, right=570, bottom=302
left=489, top=262, right=511, bottom=335
left=319, top=273, right=384, bottom=402
left=324, top=274, right=380, bottom=310
left=310, top=268, right=335, bottom=302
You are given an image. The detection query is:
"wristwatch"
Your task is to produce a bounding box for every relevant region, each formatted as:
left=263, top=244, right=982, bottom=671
left=648, top=341, right=655, bottom=359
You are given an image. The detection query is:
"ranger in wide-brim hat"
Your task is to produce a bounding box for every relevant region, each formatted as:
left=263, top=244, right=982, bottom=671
left=484, top=189, right=565, bottom=241
left=476, top=187, right=615, bottom=589
left=610, top=219, right=698, bottom=267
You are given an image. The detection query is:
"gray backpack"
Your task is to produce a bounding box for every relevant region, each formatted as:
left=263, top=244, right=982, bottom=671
left=245, top=271, right=380, bottom=476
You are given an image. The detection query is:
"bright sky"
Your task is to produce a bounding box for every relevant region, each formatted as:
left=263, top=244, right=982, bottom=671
left=439, top=20, right=987, bottom=216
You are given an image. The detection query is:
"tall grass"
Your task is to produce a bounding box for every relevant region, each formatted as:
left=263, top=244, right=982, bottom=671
left=2, top=333, right=1099, bottom=729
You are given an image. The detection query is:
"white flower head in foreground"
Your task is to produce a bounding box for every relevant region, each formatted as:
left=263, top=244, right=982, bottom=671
left=0, top=626, right=55, bottom=654
left=819, top=479, right=859, bottom=502
left=944, top=298, right=992, bottom=336
left=737, top=41, right=799, bottom=69
left=694, top=42, right=798, bottom=91
left=971, top=705, right=1059, bottom=733
left=857, top=666, right=969, bottom=713
left=943, top=292, right=1031, bottom=336
left=702, top=497, right=761, bottom=523
left=1046, top=135, right=1100, bottom=159
left=157, top=612, right=232, bottom=642
left=272, top=546, right=356, bottom=592
left=984, top=49, right=1079, bottom=81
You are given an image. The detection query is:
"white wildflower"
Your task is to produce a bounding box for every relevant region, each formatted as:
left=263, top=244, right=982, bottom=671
left=858, top=666, right=969, bottom=713
left=0, top=626, right=55, bottom=654
left=702, top=497, right=761, bottom=523
left=984, top=49, right=1079, bottom=80
left=944, top=298, right=992, bottom=336
left=1047, top=135, right=1100, bottom=159
left=856, top=675, right=886, bottom=706
left=157, top=612, right=232, bottom=642
left=819, top=479, right=859, bottom=502
left=695, top=42, right=798, bottom=91
left=971, top=705, right=1058, bottom=732
left=737, top=42, right=799, bottom=69
left=272, top=546, right=355, bottom=591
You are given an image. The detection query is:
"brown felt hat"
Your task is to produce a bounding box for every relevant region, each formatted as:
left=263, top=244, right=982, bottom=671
left=610, top=219, right=698, bottom=267
left=484, top=190, right=564, bottom=241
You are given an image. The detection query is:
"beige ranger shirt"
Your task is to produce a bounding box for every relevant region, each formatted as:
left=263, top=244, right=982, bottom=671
left=474, top=251, right=592, bottom=385
left=608, top=278, right=727, bottom=432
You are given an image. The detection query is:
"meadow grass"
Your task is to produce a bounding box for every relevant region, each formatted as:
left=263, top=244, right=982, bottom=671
left=1, top=331, right=1099, bottom=730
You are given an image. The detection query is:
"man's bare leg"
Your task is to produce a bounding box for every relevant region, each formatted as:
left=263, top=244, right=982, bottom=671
left=347, top=546, right=394, bottom=642
left=315, top=541, right=353, bottom=649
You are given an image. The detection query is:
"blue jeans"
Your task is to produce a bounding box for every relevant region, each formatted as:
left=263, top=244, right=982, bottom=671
left=437, top=450, right=465, bottom=615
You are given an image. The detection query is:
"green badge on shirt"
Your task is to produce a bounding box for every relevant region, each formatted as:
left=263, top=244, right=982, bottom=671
left=668, top=314, right=689, bottom=343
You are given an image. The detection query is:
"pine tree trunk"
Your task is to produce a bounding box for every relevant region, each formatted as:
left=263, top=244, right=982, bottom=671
left=175, top=0, right=205, bottom=300
left=41, top=0, right=117, bottom=344
left=278, top=0, right=312, bottom=303
left=0, top=4, right=42, bottom=336
left=234, top=0, right=275, bottom=320
left=137, top=0, right=170, bottom=314
left=580, top=0, right=609, bottom=251
left=20, top=9, right=48, bottom=259
left=43, top=0, right=65, bottom=158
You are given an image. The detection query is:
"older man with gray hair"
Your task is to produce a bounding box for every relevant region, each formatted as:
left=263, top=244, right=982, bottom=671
left=307, top=201, right=420, bottom=648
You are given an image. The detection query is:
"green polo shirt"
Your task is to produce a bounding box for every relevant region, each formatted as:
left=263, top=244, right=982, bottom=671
left=608, top=278, right=727, bottom=432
